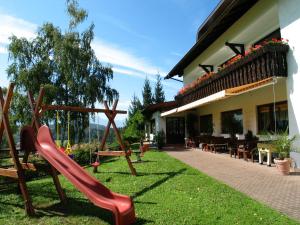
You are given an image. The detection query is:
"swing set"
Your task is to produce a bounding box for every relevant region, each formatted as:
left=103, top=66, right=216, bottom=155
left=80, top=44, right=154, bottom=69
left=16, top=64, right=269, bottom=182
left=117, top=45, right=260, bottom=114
left=32, top=86, right=137, bottom=176
left=0, top=83, right=136, bottom=222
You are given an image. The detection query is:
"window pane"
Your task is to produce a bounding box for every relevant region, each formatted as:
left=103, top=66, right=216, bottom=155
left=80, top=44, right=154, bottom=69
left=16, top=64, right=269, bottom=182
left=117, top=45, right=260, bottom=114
left=221, top=109, right=243, bottom=134
left=199, top=114, right=213, bottom=134
left=257, top=101, right=288, bottom=133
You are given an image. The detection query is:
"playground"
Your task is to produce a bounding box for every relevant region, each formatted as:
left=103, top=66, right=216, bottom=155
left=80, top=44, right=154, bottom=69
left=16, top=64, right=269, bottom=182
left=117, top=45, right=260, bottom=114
left=0, top=83, right=298, bottom=225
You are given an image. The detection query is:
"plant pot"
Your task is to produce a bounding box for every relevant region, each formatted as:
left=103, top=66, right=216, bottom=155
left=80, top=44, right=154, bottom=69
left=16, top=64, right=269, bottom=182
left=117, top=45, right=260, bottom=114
left=274, top=158, right=290, bottom=175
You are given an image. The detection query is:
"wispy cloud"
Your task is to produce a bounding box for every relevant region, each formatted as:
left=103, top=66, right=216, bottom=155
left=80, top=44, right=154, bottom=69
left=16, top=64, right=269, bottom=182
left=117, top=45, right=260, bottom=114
left=170, top=51, right=183, bottom=57
left=0, top=14, right=37, bottom=54
left=92, top=39, right=166, bottom=76
left=0, top=14, right=179, bottom=91
left=99, top=14, right=152, bottom=41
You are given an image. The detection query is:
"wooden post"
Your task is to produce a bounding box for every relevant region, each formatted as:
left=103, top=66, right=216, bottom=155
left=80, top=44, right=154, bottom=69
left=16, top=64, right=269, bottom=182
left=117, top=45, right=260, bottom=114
left=27, top=87, right=67, bottom=203
left=104, top=101, right=137, bottom=176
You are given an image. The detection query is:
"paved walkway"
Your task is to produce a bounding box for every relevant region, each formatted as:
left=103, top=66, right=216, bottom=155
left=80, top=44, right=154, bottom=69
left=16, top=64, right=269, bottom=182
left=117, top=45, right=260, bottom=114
left=166, top=148, right=300, bottom=221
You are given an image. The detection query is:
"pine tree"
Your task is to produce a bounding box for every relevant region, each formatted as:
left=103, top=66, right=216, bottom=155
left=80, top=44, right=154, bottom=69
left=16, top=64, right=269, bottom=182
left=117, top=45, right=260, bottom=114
left=128, top=94, right=143, bottom=118
left=153, top=74, right=165, bottom=103
left=142, top=77, right=153, bottom=107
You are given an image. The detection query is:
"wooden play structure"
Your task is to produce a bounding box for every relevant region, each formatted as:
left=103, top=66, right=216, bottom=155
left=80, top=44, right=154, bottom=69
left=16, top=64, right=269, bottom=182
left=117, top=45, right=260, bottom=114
left=30, top=87, right=137, bottom=176
left=0, top=83, right=66, bottom=215
left=0, top=83, right=137, bottom=218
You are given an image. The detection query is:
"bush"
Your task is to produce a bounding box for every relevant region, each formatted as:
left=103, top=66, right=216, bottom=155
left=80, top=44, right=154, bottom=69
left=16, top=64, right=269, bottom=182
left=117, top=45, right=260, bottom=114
left=154, top=130, right=165, bottom=149
left=72, top=143, right=98, bottom=165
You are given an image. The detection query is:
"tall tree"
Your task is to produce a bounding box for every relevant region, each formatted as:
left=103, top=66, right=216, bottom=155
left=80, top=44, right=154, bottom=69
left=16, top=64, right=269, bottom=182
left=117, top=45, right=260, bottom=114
left=6, top=0, right=118, bottom=143
left=153, top=74, right=165, bottom=103
left=142, top=77, right=153, bottom=107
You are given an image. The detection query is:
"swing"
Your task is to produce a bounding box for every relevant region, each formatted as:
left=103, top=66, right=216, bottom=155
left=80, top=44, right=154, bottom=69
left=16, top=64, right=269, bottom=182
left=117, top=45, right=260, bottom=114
left=90, top=114, right=100, bottom=172
left=56, top=111, right=65, bottom=152
left=64, top=111, right=73, bottom=157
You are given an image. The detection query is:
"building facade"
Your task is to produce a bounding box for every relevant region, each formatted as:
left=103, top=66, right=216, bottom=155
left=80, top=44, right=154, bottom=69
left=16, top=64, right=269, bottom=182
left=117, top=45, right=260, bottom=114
left=149, top=0, right=300, bottom=164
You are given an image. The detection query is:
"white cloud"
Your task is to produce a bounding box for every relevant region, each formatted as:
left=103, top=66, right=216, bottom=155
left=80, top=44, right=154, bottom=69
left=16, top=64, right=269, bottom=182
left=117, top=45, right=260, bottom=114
left=92, top=39, right=167, bottom=77
left=0, top=14, right=37, bottom=53
left=0, top=13, right=179, bottom=94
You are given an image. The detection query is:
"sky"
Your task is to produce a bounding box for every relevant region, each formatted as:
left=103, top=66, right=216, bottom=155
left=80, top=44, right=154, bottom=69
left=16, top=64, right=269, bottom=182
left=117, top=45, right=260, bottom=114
left=0, top=0, right=219, bottom=126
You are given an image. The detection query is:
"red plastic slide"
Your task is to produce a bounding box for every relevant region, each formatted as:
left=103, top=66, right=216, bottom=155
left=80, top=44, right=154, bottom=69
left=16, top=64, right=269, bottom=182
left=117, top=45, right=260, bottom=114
left=33, top=125, right=136, bottom=225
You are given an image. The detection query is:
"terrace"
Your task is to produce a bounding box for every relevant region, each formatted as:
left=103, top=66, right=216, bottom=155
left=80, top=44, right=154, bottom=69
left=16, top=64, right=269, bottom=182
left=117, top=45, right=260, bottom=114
left=175, top=42, right=289, bottom=106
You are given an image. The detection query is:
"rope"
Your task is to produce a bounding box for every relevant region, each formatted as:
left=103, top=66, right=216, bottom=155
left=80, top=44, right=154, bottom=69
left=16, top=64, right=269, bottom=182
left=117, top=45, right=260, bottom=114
left=56, top=111, right=61, bottom=148
left=65, top=111, right=72, bottom=155
left=272, top=77, right=277, bottom=134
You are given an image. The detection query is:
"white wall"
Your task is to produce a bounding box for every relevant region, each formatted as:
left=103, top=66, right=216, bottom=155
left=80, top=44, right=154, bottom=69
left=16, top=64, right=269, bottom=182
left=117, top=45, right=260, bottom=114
left=196, top=79, right=287, bottom=136
left=183, top=0, right=279, bottom=85
left=145, top=111, right=166, bottom=142
left=152, top=111, right=166, bottom=135
left=278, top=0, right=300, bottom=166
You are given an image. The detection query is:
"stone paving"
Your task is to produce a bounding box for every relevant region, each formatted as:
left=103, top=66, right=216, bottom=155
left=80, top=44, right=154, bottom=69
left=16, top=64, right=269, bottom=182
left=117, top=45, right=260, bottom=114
left=166, top=148, right=300, bottom=221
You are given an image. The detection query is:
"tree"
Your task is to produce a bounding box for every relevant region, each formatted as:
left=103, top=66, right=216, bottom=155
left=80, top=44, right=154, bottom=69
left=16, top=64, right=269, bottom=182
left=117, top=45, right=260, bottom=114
left=123, top=110, right=144, bottom=143
left=142, top=77, right=153, bottom=107
left=128, top=94, right=143, bottom=118
left=153, top=74, right=165, bottom=103
left=6, top=0, right=118, bottom=143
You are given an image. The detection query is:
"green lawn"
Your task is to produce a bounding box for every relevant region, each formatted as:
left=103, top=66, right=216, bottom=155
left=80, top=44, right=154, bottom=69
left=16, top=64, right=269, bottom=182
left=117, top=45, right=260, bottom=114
left=0, top=151, right=298, bottom=225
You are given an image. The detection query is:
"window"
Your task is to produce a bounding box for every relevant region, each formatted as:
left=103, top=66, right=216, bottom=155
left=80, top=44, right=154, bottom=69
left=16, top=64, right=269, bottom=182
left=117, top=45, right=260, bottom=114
left=199, top=114, right=213, bottom=134
left=221, top=109, right=243, bottom=134
left=257, top=101, right=288, bottom=133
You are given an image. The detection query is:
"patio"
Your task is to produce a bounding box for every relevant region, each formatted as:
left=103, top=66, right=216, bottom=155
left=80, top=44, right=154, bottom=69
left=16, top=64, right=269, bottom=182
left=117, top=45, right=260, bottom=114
left=166, top=148, right=300, bottom=221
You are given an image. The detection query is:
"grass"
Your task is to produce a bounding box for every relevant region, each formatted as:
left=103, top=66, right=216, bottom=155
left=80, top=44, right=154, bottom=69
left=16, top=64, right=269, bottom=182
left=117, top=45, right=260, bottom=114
left=0, top=150, right=299, bottom=225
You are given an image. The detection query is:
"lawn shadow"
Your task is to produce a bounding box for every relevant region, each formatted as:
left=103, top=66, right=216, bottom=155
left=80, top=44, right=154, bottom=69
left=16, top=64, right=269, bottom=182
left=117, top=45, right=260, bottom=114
left=132, top=168, right=187, bottom=199
left=0, top=185, right=152, bottom=225
left=35, top=198, right=151, bottom=224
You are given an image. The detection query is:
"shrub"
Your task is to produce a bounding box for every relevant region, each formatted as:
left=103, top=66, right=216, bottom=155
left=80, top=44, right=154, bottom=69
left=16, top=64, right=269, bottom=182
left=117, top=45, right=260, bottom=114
left=72, top=143, right=98, bottom=165
left=154, top=130, right=165, bottom=149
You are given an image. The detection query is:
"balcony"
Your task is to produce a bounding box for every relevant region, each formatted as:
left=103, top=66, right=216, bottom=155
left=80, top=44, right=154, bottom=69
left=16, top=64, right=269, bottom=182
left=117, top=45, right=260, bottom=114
left=175, top=43, right=289, bottom=106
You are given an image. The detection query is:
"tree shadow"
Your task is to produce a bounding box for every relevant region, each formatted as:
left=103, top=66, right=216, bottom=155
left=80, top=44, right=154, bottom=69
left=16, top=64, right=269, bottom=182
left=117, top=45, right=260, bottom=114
left=132, top=168, right=187, bottom=199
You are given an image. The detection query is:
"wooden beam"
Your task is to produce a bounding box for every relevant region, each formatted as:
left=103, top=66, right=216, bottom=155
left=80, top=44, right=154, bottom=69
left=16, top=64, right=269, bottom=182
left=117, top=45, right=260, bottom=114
left=95, top=151, right=127, bottom=157
left=0, top=168, right=18, bottom=178
left=198, top=64, right=214, bottom=73
left=225, top=42, right=245, bottom=56
left=42, top=105, right=127, bottom=114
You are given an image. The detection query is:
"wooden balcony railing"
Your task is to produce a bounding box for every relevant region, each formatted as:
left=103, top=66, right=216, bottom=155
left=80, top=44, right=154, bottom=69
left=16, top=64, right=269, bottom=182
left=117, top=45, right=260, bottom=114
left=175, top=43, right=289, bottom=106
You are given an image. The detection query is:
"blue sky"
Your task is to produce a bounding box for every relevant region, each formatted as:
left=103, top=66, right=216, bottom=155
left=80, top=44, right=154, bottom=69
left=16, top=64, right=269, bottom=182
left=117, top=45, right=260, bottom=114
left=0, top=0, right=219, bottom=126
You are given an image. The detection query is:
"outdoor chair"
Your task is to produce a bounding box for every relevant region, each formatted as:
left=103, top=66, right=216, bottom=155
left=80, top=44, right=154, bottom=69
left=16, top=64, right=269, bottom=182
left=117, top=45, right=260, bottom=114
left=237, top=140, right=258, bottom=162
left=186, top=138, right=196, bottom=148
left=227, top=138, right=239, bottom=158
left=208, top=136, right=228, bottom=153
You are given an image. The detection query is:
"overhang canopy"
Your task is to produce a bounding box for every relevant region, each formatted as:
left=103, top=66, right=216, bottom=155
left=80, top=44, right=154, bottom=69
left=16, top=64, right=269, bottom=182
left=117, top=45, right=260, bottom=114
left=161, top=77, right=275, bottom=117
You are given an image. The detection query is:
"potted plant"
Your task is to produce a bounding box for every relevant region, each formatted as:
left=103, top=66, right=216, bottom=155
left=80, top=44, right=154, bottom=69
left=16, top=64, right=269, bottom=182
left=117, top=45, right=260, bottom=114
left=272, top=130, right=296, bottom=175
